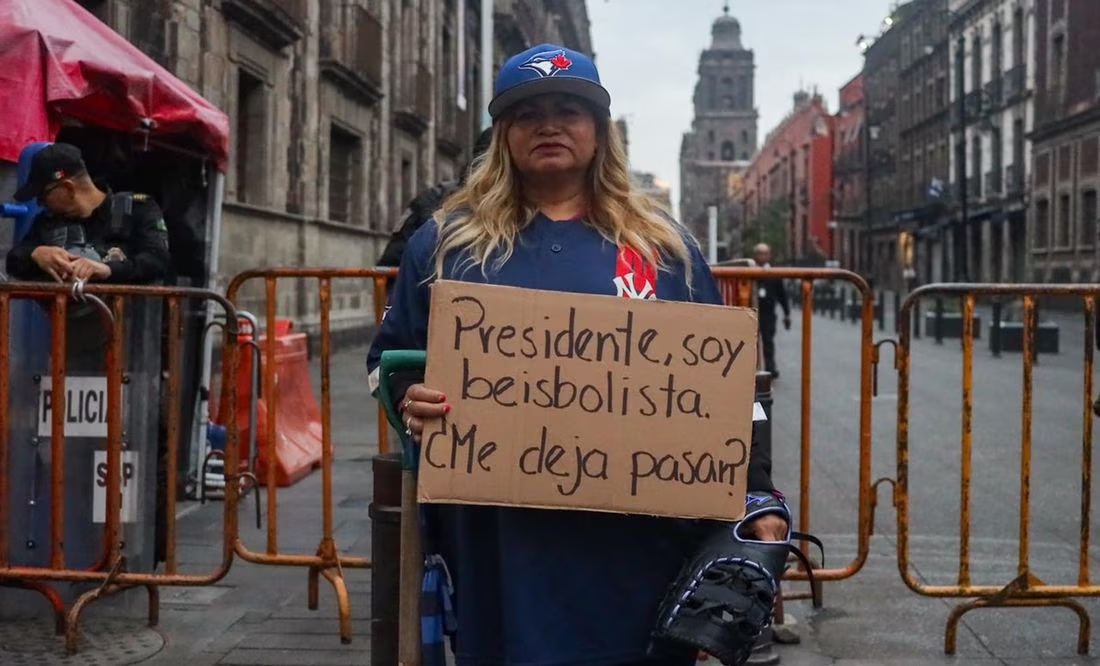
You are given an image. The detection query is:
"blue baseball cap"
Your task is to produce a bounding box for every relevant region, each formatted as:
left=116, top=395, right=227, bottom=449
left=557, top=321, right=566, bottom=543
left=489, top=44, right=611, bottom=120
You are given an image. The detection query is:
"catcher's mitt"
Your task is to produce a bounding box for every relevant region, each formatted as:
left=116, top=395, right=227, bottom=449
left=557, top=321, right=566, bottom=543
left=650, top=492, right=822, bottom=666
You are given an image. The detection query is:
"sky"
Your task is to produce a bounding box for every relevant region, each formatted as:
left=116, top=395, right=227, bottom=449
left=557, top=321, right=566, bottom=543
left=586, top=0, right=896, bottom=212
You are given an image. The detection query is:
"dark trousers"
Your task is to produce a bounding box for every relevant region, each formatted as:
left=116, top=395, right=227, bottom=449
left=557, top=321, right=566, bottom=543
left=760, top=316, right=778, bottom=373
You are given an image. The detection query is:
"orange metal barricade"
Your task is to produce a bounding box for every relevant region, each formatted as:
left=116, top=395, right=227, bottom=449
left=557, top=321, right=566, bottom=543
left=710, top=267, right=879, bottom=591
left=0, top=281, right=241, bottom=654
left=896, top=283, right=1100, bottom=655
left=223, top=267, right=397, bottom=643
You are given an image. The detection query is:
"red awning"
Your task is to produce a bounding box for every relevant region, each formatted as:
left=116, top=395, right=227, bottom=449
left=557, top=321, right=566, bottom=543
left=0, top=0, right=229, bottom=170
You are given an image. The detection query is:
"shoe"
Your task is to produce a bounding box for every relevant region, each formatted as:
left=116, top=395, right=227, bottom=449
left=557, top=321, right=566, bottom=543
left=769, top=369, right=780, bottom=379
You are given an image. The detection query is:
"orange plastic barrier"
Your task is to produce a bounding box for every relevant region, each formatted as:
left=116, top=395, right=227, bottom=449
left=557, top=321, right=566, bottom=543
left=216, top=319, right=321, bottom=487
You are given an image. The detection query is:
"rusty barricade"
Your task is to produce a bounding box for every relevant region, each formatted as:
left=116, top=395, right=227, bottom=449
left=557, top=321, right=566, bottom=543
left=710, top=267, right=879, bottom=601
left=0, top=280, right=242, bottom=653
left=223, top=267, right=397, bottom=643
left=896, top=283, right=1100, bottom=655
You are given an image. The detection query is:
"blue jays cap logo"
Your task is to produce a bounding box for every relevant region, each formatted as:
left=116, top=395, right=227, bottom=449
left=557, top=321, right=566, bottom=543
left=519, top=49, right=574, bottom=78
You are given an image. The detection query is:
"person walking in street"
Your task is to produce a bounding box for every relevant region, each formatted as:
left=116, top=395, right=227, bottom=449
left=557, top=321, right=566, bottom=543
left=753, top=243, right=790, bottom=379
left=5, top=142, right=170, bottom=285
left=368, top=43, right=787, bottom=666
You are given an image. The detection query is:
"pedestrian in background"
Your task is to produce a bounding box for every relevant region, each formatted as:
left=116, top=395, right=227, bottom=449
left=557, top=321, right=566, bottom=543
left=753, top=242, right=790, bottom=379
left=368, top=43, right=786, bottom=666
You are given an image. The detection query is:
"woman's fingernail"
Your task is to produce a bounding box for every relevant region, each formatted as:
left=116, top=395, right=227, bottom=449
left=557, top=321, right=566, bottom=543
left=444, top=404, right=452, bottom=414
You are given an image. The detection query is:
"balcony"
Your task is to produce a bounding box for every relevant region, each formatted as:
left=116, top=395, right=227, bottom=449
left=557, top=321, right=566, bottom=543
left=1035, top=84, right=1067, bottom=127
left=1005, top=163, right=1024, bottom=196
left=437, top=100, right=470, bottom=158
left=1003, top=65, right=1027, bottom=103
left=394, top=63, right=433, bottom=136
left=984, top=77, right=1003, bottom=112
left=964, top=90, right=983, bottom=123
left=985, top=168, right=1003, bottom=197
left=222, top=0, right=305, bottom=50
left=319, top=6, right=383, bottom=104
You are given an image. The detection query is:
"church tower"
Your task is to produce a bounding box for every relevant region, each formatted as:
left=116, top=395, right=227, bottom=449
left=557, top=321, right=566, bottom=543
left=679, top=3, right=758, bottom=260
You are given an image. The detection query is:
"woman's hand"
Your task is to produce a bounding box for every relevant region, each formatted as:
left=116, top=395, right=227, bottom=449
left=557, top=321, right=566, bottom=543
left=738, top=513, right=788, bottom=542
left=400, top=384, right=451, bottom=443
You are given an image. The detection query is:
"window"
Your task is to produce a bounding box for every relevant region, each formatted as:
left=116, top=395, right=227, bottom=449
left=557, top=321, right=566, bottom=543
left=990, top=128, right=1003, bottom=194
left=1012, top=8, right=1025, bottom=69
left=741, top=151, right=749, bottom=161
left=235, top=68, right=266, bottom=205
left=328, top=124, right=362, bottom=225
left=721, top=141, right=735, bottom=161
left=992, top=22, right=1003, bottom=76
left=1082, top=190, right=1097, bottom=246
left=1035, top=199, right=1050, bottom=249
left=399, top=156, right=413, bottom=226
left=708, top=130, right=715, bottom=144
left=972, top=135, right=983, bottom=199
left=1052, top=34, right=1067, bottom=98
left=741, top=129, right=749, bottom=145
left=723, top=96, right=734, bottom=110
left=1058, top=193, right=1072, bottom=246
left=75, top=0, right=109, bottom=22
left=971, top=34, right=983, bottom=92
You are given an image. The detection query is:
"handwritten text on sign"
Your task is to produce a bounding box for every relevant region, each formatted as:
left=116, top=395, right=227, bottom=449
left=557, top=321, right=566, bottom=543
left=419, top=281, right=759, bottom=521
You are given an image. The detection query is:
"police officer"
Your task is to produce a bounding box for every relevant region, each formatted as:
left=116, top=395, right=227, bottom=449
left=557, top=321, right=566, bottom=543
left=753, top=242, right=790, bottom=379
left=5, top=143, right=170, bottom=285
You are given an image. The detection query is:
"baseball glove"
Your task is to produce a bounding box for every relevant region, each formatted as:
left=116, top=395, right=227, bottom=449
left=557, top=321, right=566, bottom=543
left=650, top=492, right=822, bottom=666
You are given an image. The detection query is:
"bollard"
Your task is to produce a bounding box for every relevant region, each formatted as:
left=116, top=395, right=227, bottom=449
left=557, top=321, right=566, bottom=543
left=876, top=290, right=886, bottom=332
left=991, top=301, right=1003, bottom=358
left=913, top=298, right=922, bottom=339
left=369, top=452, right=404, bottom=666
left=934, top=298, right=944, bottom=345
left=893, top=290, right=901, bottom=334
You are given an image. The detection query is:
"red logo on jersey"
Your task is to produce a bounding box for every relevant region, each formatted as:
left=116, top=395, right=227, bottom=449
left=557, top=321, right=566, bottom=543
left=614, top=247, right=656, bottom=300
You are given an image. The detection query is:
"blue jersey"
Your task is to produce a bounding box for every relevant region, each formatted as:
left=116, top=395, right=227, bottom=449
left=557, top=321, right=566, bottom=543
left=367, top=213, right=755, bottom=666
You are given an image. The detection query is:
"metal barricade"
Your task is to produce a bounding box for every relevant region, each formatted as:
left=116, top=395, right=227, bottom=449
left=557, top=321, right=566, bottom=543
left=223, top=267, right=397, bottom=643
left=710, top=267, right=879, bottom=594
left=896, top=283, right=1099, bottom=654
left=0, top=281, right=241, bottom=653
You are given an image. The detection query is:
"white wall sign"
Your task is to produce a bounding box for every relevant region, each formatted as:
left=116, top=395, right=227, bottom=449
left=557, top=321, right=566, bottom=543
left=37, top=376, right=112, bottom=438
left=93, top=450, right=139, bottom=524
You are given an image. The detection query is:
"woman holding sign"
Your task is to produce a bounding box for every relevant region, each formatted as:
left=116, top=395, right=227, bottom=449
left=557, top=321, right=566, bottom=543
left=368, top=43, right=789, bottom=666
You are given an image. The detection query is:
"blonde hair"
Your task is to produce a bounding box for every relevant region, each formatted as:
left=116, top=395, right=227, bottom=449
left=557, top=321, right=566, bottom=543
left=432, top=108, right=694, bottom=283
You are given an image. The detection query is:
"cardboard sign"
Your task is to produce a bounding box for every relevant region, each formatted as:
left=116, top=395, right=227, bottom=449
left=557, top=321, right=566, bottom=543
left=38, top=376, right=111, bottom=438
left=419, top=281, right=759, bottom=521
left=92, top=451, right=139, bottom=524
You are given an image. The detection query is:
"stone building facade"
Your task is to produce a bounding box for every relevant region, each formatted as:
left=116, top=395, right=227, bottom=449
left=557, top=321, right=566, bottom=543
left=947, top=0, right=1035, bottom=284
left=679, top=6, right=759, bottom=261
left=73, top=0, right=591, bottom=335
left=1030, top=0, right=1100, bottom=283
left=895, top=0, right=951, bottom=289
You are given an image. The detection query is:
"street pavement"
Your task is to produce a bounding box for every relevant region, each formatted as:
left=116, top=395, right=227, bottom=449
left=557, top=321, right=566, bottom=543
left=7, top=292, right=1100, bottom=665
left=765, top=291, right=1100, bottom=665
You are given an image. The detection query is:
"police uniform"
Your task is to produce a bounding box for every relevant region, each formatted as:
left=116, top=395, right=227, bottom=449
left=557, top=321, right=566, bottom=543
left=6, top=189, right=171, bottom=285
left=367, top=215, right=776, bottom=666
